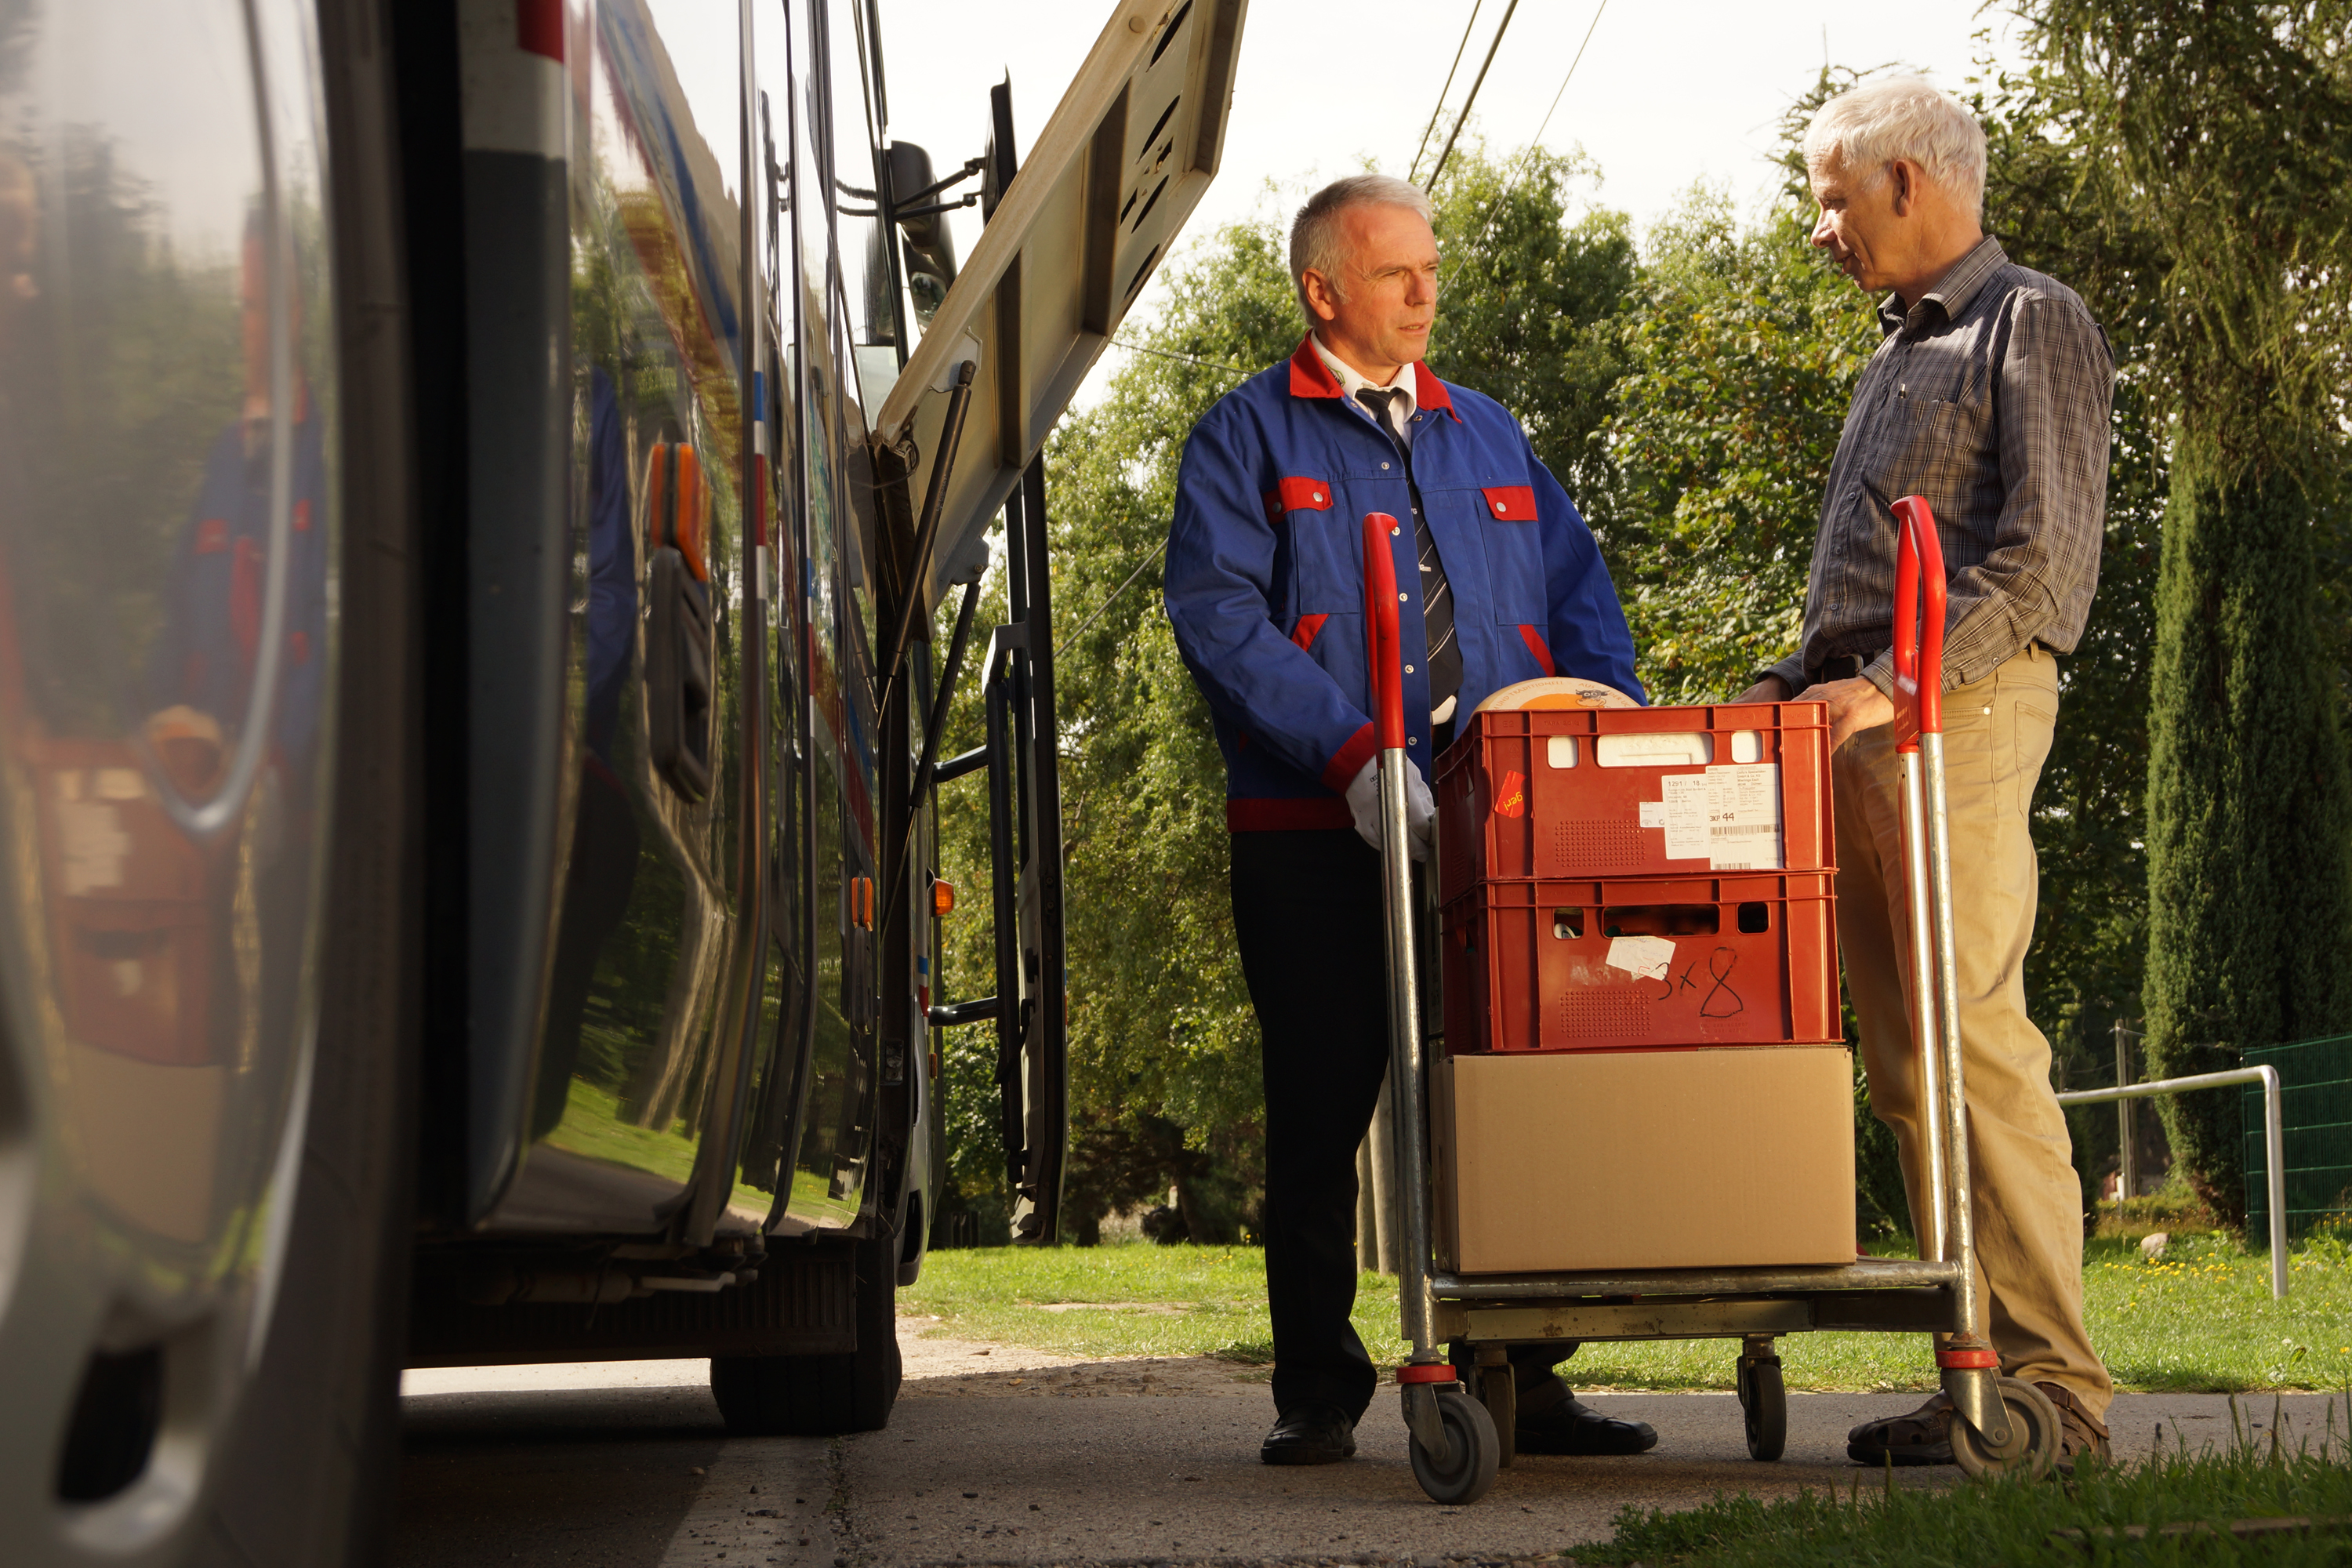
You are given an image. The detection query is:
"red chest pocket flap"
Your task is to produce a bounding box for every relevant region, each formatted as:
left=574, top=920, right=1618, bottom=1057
left=1480, top=485, right=1537, bottom=521
left=1261, top=476, right=1335, bottom=524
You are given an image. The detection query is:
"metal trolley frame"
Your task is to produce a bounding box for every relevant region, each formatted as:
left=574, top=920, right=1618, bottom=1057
left=1359, top=501, right=2067, bottom=1504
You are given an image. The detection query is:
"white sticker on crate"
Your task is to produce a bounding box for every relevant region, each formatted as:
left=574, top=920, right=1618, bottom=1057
left=1639, top=800, right=1665, bottom=828
left=1604, top=935, right=1676, bottom=982
left=1706, top=763, right=1784, bottom=870
left=1661, top=775, right=1710, bottom=858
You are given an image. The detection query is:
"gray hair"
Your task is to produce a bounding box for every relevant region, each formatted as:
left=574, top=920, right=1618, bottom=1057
left=1289, top=174, right=1434, bottom=319
left=1803, top=76, right=1987, bottom=218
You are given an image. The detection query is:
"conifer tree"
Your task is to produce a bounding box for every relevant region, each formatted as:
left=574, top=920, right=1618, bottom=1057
left=2032, top=0, right=2352, bottom=1224
left=2143, top=445, right=2352, bottom=1221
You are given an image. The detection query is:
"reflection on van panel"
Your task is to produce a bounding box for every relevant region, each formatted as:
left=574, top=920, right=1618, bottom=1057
left=0, top=0, right=1243, bottom=1525
left=508, top=0, right=753, bottom=1221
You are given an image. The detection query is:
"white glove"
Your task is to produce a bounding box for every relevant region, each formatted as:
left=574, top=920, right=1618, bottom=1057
left=1345, top=756, right=1434, bottom=862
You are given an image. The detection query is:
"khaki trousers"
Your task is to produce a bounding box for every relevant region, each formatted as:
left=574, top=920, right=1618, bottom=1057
left=1831, top=646, right=2112, bottom=1418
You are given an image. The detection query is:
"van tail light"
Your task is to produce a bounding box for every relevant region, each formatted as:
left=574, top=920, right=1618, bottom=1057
left=931, top=879, right=956, bottom=917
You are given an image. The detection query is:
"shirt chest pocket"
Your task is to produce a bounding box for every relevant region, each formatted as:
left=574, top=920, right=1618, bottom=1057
left=1883, top=394, right=1991, bottom=499
left=1467, top=484, right=1543, bottom=622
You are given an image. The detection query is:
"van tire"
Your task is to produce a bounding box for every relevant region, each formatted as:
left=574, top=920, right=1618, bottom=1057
left=710, top=1229, right=902, bottom=1435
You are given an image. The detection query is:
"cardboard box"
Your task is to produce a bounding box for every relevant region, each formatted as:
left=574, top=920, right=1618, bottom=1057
left=1432, top=1047, right=1855, bottom=1274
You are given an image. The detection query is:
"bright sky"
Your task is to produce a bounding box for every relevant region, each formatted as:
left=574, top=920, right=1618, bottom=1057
left=878, top=0, right=2033, bottom=398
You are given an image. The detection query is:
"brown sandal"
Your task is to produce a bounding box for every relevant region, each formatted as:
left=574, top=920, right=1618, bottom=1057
left=1846, top=1392, right=1954, bottom=1466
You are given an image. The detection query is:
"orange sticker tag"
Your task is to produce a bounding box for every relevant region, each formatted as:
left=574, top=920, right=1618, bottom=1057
left=1494, top=768, right=1526, bottom=818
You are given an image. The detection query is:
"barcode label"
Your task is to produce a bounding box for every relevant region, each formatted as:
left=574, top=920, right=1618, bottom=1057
left=1705, top=764, right=1784, bottom=870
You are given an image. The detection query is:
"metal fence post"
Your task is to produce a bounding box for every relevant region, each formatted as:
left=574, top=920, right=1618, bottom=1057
left=2256, top=1065, right=2287, bottom=1301
left=2114, top=1018, right=2137, bottom=1202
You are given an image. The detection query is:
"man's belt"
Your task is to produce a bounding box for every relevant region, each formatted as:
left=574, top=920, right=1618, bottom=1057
left=1806, top=640, right=2057, bottom=690
left=1807, top=652, right=1876, bottom=684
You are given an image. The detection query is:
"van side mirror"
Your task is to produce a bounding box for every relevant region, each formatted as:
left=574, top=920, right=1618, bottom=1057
left=643, top=441, right=713, bottom=801
left=887, top=141, right=967, bottom=326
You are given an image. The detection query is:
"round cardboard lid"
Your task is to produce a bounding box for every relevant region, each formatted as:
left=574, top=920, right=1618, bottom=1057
left=1474, top=676, right=1641, bottom=713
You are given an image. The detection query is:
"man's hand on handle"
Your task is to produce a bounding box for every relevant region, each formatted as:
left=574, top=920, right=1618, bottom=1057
left=1346, top=756, right=1433, bottom=862
left=1733, top=673, right=1894, bottom=751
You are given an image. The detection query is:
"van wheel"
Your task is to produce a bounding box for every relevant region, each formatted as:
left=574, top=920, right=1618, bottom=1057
left=711, top=1230, right=902, bottom=1435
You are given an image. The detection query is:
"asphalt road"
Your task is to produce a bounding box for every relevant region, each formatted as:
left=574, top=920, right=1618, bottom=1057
left=394, top=1321, right=2347, bottom=1567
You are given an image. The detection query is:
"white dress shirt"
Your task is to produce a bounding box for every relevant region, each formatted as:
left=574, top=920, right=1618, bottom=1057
left=1312, top=335, right=1418, bottom=448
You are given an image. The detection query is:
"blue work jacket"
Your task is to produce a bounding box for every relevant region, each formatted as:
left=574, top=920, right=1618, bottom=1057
left=1165, top=338, right=1642, bottom=831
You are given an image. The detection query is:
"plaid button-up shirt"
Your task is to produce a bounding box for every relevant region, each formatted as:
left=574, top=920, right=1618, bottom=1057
left=1766, top=236, right=2114, bottom=695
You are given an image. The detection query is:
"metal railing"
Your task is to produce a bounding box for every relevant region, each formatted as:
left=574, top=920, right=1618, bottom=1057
left=2055, top=1065, right=2287, bottom=1299
left=2112, top=1020, right=2142, bottom=1201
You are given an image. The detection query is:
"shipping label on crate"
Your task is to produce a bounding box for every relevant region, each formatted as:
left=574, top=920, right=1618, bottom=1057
left=1645, top=764, right=1783, bottom=868
left=1657, top=775, right=1709, bottom=859
left=1705, top=763, right=1784, bottom=869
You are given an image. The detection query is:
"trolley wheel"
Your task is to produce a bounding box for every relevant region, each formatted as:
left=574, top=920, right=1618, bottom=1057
left=1409, top=1388, right=1501, bottom=1505
left=1736, top=1354, right=1786, bottom=1461
left=1950, top=1377, right=2060, bottom=1481
left=1475, top=1363, right=1518, bottom=1469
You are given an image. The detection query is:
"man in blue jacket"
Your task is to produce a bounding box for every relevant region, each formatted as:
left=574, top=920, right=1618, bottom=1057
left=1164, top=174, right=1653, bottom=1466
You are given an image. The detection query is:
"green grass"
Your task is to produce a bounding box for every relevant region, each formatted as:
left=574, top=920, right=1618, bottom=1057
left=543, top=1078, right=699, bottom=1183
left=1577, top=1410, right=2352, bottom=1565
left=542, top=1079, right=861, bottom=1225
left=902, top=1232, right=2352, bottom=1393
left=899, top=1243, right=1339, bottom=1364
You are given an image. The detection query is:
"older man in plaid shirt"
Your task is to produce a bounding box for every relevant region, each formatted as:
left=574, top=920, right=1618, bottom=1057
left=1737, top=76, right=2116, bottom=1472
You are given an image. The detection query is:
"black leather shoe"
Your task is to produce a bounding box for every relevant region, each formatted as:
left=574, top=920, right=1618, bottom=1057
left=1260, top=1402, right=1357, bottom=1465
left=1516, top=1392, right=1659, bottom=1456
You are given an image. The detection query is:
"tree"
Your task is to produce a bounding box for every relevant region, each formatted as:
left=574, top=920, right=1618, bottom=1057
left=1602, top=180, right=1878, bottom=703
left=2028, top=0, right=2352, bottom=1225
left=1422, top=146, right=1638, bottom=515
left=927, top=216, right=1290, bottom=1243
left=1968, top=66, right=2172, bottom=1201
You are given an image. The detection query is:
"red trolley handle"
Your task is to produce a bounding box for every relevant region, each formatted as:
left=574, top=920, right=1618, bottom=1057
left=1363, top=512, right=1406, bottom=751
left=1889, top=495, right=1947, bottom=753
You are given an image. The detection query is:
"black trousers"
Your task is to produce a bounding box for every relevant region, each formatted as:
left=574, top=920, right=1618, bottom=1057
left=1232, top=828, right=1571, bottom=1421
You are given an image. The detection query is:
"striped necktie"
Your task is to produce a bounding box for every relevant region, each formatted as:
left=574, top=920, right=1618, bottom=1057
left=1356, top=387, right=1461, bottom=720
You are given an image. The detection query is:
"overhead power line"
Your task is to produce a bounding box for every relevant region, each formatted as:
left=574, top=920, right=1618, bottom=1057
left=1066, top=540, right=1169, bottom=643
left=1516, top=0, right=1610, bottom=179
left=1109, top=337, right=1251, bottom=379
left=1409, top=0, right=1486, bottom=184
left=1438, top=0, right=1610, bottom=290
left=1422, top=0, right=1522, bottom=192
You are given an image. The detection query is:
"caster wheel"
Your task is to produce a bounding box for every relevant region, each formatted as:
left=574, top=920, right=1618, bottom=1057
left=1475, top=1363, right=1518, bottom=1469
left=1410, top=1388, right=1501, bottom=1505
left=1737, top=1354, right=1786, bottom=1461
left=1951, top=1377, right=2060, bottom=1480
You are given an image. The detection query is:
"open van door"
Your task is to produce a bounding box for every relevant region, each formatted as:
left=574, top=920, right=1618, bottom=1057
left=872, top=0, right=1247, bottom=1243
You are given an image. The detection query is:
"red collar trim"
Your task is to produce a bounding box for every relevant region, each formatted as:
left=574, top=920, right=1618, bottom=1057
left=1412, top=361, right=1457, bottom=416
left=1284, top=337, right=1461, bottom=422
left=1287, top=336, right=1344, bottom=399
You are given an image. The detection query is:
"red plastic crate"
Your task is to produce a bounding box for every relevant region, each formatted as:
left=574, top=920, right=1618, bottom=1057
left=1436, top=702, right=1835, bottom=904
left=1440, top=873, right=1841, bottom=1054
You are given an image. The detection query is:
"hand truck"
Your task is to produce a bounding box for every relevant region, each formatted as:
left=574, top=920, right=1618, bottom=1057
left=1359, top=500, right=2064, bottom=1505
